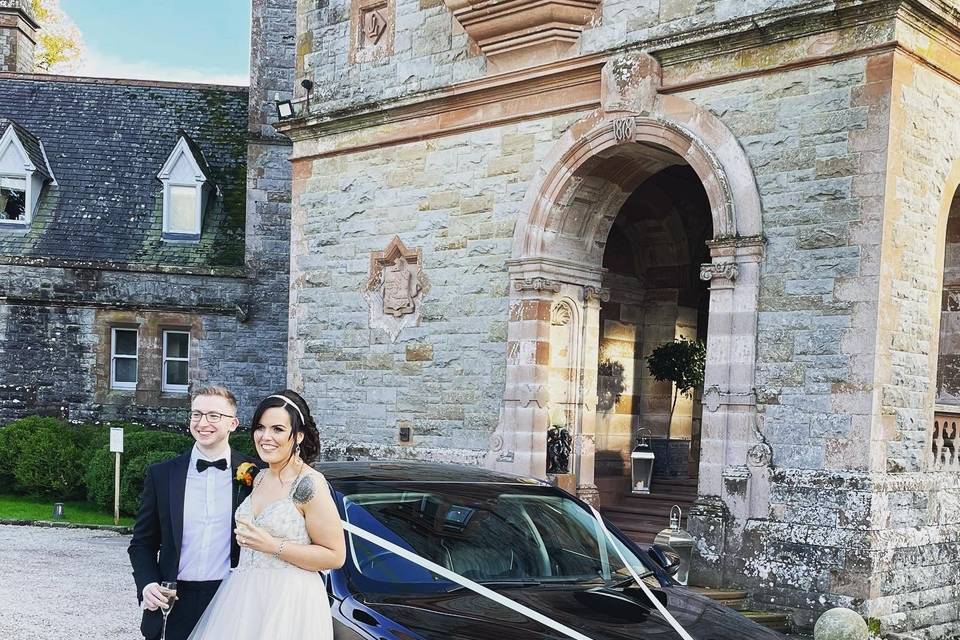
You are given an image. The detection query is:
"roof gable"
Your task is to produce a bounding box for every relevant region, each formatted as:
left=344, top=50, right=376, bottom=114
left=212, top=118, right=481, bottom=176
left=158, top=132, right=211, bottom=185
left=0, top=118, right=52, bottom=181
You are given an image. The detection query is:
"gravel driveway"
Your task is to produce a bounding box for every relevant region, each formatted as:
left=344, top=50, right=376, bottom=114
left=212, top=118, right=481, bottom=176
left=0, top=524, right=140, bottom=639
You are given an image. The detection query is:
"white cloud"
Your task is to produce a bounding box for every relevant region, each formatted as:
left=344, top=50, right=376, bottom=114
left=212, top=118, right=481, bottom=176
left=76, top=48, right=249, bottom=86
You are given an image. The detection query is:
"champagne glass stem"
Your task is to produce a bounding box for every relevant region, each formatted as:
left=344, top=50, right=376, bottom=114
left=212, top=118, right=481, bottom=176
left=160, top=611, right=168, bottom=640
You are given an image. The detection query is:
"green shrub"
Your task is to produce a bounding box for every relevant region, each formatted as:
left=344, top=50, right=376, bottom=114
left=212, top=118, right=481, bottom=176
left=0, top=417, right=68, bottom=492
left=85, top=430, right=191, bottom=509
left=13, top=421, right=84, bottom=499
left=120, top=451, right=178, bottom=514
left=229, top=431, right=257, bottom=458
left=85, top=448, right=116, bottom=509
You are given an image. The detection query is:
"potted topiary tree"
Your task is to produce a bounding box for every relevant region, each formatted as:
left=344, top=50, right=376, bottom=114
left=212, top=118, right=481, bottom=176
left=645, top=338, right=706, bottom=475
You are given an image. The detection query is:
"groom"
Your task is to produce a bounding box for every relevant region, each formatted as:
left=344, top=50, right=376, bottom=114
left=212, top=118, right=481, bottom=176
left=128, top=385, right=258, bottom=640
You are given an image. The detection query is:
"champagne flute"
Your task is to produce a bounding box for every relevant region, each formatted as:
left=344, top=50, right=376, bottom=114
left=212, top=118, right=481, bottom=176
left=159, top=580, right=178, bottom=640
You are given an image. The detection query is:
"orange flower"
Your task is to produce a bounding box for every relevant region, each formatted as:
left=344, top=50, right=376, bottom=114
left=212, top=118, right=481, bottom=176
left=236, top=462, right=257, bottom=487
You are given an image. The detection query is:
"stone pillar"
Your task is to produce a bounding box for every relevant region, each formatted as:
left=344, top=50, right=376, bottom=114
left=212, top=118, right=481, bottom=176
left=493, top=276, right=559, bottom=478
left=574, top=285, right=608, bottom=505
left=0, top=0, right=37, bottom=73
left=689, top=236, right=764, bottom=587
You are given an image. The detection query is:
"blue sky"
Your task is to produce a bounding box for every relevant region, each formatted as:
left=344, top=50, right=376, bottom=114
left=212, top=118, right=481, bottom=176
left=62, top=0, right=251, bottom=85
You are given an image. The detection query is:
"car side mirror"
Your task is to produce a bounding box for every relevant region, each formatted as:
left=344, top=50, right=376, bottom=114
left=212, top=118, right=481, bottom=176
left=648, top=544, right=681, bottom=576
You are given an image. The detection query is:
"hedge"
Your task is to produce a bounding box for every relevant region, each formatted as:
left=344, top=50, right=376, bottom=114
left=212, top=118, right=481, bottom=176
left=86, top=431, right=192, bottom=510
left=0, top=417, right=64, bottom=492
left=0, top=415, right=257, bottom=514
left=120, top=451, right=178, bottom=515
left=11, top=418, right=84, bottom=499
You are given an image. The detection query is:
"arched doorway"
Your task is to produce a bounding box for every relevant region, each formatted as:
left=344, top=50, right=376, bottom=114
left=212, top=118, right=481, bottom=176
left=594, top=165, right=712, bottom=510
left=490, top=54, right=765, bottom=545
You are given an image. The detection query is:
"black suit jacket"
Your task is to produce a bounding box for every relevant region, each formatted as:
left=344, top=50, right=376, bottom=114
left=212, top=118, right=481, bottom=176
left=128, top=447, right=258, bottom=638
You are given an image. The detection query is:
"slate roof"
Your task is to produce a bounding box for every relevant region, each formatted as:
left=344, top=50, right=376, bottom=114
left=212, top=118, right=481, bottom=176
left=0, top=117, right=52, bottom=179
left=0, top=75, right=249, bottom=269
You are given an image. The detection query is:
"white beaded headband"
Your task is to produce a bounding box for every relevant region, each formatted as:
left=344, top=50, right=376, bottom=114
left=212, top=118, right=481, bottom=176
left=267, top=394, right=306, bottom=426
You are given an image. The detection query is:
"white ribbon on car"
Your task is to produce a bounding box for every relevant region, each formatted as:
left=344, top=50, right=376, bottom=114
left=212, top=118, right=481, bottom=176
left=588, top=506, right=696, bottom=640
left=340, top=511, right=696, bottom=640
left=340, top=520, right=595, bottom=640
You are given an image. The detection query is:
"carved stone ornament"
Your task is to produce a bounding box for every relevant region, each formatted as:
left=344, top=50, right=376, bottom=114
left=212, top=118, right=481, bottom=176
left=583, top=286, right=610, bottom=303
left=362, top=6, right=388, bottom=46
left=747, top=443, right=773, bottom=467
left=443, top=0, right=601, bottom=73
left=350, top=0, right=395, bottom=64
left=614, top=116, right=636, bottom=142
left=700, top=261, right=739, bottom=282
left=551, top=302, right=572, bottom=326
left=514, top=277, right=561, bottom=294
left=601, top=53, right=662, bottom=116
left=364, top=237, right=430, bottom=342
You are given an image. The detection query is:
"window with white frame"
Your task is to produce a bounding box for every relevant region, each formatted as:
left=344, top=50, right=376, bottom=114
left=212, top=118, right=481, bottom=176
left=0, top=175, right=26, bottom=221
left=110, top=328, right=138, bottom=390
left=162, top=330, right=190, bottom=393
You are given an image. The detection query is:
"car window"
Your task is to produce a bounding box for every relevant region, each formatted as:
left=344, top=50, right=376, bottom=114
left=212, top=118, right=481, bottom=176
left=338, top=483, right=654, bottom=594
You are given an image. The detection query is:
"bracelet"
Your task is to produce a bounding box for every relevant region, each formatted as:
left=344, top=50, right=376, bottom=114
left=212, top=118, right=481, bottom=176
left=273, top=540, right=287, bottom=559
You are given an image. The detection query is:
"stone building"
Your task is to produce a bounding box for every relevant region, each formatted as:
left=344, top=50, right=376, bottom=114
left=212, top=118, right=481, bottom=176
left=280, top=0, right=960, bottom=636
left=0, top=0, right=295, bottom=424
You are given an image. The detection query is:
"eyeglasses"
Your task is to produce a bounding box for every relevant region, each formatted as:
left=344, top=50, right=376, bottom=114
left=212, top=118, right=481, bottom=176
left=189, top=410, right=235, bottom=424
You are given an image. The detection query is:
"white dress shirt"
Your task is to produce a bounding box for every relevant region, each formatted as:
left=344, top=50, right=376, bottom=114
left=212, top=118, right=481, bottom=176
left=177, top=444, right=233, bottom=581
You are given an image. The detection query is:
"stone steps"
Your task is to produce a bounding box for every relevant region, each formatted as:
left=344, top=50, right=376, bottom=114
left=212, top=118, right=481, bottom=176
left=692, top=587, right=793, bottom=633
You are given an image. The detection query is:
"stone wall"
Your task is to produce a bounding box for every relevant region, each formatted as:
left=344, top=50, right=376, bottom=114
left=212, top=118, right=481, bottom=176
left=0, top=0, right=35, bottom=74
left=0, top=262, right=286, bottom=425
left=289, top=115, right=582, bottom=461
left=296, top=0, right=870, bottom=115
left=862, top=51, right=960, bottom=639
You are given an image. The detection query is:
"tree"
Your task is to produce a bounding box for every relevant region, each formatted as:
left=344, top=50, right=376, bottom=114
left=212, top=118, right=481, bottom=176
left=646, top=338, right=706, bottom=438
left=31, top=0, right=85, bottom=73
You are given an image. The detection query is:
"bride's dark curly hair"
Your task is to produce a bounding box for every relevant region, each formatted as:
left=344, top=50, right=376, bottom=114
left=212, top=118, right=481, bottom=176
left=250, top=390, right=320, bottom=464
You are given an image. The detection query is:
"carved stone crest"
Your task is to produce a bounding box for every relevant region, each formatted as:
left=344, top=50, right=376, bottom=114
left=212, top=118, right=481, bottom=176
left=364, top=237, right=430, bottom=341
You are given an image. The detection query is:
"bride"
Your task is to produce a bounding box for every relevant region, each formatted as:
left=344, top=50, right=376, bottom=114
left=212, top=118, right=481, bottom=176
left=188, top=390, right=345, bottom=640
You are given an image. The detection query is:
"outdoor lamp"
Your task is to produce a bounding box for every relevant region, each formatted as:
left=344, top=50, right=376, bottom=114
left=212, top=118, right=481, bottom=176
left=52, top=502, right=65, bottom=520
left=275, top=93, right=294, bottom=120
left=654, top=505, right=695, bottom=585
left=630, top=428, right=655, bottom=493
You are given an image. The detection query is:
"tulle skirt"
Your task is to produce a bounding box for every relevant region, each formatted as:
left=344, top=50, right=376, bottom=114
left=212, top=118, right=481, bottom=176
left=188, top=567, right=333, bottom=640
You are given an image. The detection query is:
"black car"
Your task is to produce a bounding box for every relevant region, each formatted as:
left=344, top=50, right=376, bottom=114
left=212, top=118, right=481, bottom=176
left=319, top=461, right=786, bottom=640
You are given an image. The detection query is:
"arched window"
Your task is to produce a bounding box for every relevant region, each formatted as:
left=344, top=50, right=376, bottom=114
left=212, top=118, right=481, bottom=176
left=934, top=189, right=960, bottom=471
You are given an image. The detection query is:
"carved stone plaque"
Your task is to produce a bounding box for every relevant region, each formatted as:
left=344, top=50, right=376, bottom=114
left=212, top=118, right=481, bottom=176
left=360, top=4, right=387, bottom=47
left=350, top=0, right=395, bottom=63
left=364, top=237, right=430, bottom=341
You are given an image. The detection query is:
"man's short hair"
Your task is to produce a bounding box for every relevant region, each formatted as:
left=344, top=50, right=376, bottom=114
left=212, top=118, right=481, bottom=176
left=191, top=385, right=237, bottom=411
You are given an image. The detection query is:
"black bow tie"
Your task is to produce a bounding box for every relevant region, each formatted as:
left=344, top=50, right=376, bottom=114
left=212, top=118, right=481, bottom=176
left=196, top=458, right=228, bottom=473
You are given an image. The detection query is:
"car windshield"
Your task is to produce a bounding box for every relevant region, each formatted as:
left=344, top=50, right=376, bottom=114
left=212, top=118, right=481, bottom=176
left=336, top=482, right=658, bottom=594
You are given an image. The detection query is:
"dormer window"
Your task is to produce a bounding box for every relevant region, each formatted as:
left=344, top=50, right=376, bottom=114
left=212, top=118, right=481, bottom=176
left=0, top=118, right=55, bottom=227
left=158, top=131, right=212, bottom=241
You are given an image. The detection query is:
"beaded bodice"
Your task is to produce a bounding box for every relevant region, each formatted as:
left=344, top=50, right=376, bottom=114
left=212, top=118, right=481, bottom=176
left=234, top=473, right=314, bottom=571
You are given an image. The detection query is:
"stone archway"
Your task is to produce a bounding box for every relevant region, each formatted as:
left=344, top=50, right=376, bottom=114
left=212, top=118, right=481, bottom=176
left=489, top=53, right=765, bottom=518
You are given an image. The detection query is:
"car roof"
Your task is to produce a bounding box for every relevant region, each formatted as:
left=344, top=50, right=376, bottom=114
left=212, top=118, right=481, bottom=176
left=316, top=460, right=551, bottom=486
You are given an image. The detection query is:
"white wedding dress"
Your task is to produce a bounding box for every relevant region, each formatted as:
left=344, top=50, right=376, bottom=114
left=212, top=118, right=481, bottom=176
left=188, top=473, right=334, bottom=640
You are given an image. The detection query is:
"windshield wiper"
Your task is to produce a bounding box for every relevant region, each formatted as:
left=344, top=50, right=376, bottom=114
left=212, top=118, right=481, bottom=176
left=605, top=570, right=656, bottom=590
left=446, top=579, right=542, bottom=592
